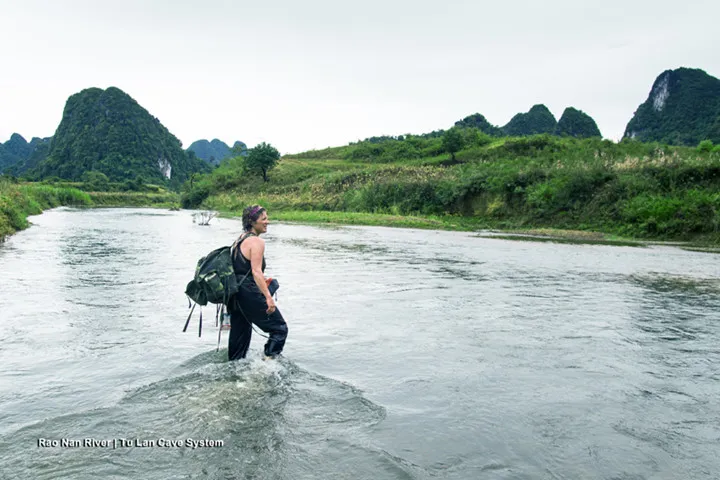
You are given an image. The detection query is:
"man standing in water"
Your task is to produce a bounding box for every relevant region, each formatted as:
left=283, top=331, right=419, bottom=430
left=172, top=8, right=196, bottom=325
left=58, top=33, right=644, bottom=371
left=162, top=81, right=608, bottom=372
left=227, top=205, right=288, bottom=360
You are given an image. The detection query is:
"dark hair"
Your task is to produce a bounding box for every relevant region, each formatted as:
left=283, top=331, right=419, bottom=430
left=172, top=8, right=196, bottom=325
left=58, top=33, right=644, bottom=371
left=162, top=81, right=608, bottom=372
left=242, top=205, right=266, bottom=232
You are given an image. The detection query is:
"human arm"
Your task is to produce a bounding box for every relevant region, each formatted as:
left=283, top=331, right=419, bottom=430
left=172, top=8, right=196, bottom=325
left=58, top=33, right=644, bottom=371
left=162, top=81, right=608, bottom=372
left=248, top=237, right=276, bottom=314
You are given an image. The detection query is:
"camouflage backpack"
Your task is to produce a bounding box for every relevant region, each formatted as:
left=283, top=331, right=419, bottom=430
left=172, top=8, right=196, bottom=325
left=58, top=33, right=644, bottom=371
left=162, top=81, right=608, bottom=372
left=185, top=246, right=241, bottom=306
left=183, top=244, right=251, bottom=341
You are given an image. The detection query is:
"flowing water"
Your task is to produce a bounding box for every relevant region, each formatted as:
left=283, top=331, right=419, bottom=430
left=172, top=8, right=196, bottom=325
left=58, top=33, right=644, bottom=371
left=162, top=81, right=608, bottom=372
left=0, top=207, right=718, bottom=479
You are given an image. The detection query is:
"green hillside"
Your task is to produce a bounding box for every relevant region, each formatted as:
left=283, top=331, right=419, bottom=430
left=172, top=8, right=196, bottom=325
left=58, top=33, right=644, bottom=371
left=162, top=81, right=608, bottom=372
left=555, top=107, right=602, bottom=138
left=624, top=68, right=720, bottom=145
left=187, top=139, right=247, bottom=165
left=0, top=134, right=51, bottom=175
left=31, top=87, right=209, bottom=187
left=182, top=132, right=720, bottom=243
left=502, top=104, right=557, bottom=136
left=454, top=113, right=504, bottom=136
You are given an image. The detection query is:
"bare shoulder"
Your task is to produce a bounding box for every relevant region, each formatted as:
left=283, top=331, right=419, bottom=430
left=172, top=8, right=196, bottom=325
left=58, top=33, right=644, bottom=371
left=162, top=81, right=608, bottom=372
left=243, top=235, right=265, bottom=250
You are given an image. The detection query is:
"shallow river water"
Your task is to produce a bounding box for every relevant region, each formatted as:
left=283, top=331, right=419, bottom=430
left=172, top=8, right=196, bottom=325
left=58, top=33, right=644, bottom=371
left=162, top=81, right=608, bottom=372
left=0, top=207, right=718, bottom=479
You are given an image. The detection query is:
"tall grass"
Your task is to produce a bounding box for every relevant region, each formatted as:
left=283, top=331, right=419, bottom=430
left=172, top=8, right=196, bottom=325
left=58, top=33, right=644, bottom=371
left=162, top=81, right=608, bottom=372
left=0, top=179, right=181, bottom=241
left=0, top=180, right=92, bottom=240
left=190, top=135, right=720, bottom=242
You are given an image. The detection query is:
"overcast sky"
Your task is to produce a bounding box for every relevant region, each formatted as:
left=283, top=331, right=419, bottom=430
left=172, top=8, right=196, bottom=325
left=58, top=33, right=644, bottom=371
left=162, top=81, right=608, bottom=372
left=1, top=0, right=718, bottom=154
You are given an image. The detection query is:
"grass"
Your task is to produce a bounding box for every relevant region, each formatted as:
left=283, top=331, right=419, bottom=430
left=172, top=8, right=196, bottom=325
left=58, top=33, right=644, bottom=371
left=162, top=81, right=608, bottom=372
left=89, top=191, right=180, bottom=208
left=189, top=135, right=720, bottom=245
left=0, top=180, right=92, bottom=241
left=0, top=181, right=180, bottom=241
left=478, top=234, right=646, bottom=247
left=236, top=210, right=451, bottom=230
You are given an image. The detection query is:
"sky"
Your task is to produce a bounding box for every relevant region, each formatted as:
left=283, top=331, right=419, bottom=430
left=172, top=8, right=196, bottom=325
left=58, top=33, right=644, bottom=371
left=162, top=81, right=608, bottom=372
left=1, top=0, right=719, bottom=154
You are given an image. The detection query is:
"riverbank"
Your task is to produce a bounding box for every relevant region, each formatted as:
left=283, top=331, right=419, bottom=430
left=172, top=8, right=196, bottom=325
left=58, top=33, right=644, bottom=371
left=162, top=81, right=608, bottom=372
left=190, top=135, right=720, bottom=246
left=216, top=208, right=719, bottom=251
left=0, top=179, right=180, bottom=241
left=88, top=191, right=179, bottom=208
left=0, top=181, right=91, bottom=241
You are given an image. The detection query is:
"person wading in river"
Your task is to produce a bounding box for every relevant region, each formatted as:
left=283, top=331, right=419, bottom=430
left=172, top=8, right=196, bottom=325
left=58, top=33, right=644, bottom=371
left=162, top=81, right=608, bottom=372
left=227, top=205, right=288, bottom=360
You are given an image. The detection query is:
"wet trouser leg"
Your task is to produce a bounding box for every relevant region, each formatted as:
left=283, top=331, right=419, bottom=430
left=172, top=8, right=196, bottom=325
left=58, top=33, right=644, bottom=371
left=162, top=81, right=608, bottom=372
left=253, top=308, right=288, bottom=357
left=228, top=309, right=253, bottom=360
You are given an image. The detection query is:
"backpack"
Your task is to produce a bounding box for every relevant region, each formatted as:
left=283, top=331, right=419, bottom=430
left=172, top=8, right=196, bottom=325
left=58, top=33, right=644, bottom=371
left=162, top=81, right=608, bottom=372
left=185, top=246, right=242, bottom=307
left=183, top=243, right=252, bottom=348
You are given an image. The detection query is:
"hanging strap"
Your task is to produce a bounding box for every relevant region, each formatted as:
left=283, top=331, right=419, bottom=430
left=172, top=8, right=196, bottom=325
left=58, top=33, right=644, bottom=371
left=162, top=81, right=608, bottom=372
left=183, top=300, right=196, bottom=333
left=217, top=304, right=225, bottom=351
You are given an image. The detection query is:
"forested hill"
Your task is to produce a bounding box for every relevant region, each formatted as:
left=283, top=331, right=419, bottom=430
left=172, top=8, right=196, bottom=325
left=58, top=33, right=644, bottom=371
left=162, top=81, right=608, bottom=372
left=502, top=104, right=557, bottom=136
left=0, top=134, right=51, bottom=175
left=31, top=87, right=209, bottom=186
left=187, top=139, right=247, bottom=165
left=624, top=68, right=720, bottom=146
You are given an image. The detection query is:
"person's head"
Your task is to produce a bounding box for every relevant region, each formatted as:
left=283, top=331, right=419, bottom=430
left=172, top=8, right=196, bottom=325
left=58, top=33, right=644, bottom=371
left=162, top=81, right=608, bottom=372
left=242, top=205, right=268, bottom=234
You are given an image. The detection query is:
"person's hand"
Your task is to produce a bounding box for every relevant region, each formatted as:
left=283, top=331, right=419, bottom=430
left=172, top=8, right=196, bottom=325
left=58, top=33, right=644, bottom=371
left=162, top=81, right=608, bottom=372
left=265, top=295, right=276, bottom=314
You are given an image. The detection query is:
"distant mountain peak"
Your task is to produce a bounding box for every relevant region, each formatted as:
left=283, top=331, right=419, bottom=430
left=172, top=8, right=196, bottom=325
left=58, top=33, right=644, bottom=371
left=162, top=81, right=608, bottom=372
left=555, top=107, right=601, bottom=138
left=454, top=113, right=503, bottom=136
left=187, top=139, right=247, bottom=165
left=0, top=133, right=51, bottom=174
left=624, top=67, right=720, bottom=145
left=502, top=104, right=557, bottom=136
left=30, top=86, right=208, bottom=184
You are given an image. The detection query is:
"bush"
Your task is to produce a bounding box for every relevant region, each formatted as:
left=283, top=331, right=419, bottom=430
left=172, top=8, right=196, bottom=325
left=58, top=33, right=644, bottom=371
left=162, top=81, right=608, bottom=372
left=621, top=190, right=720, bottom=237
left=697, top=140, right=714, bottom=153
left=181, top=183, right=211, bottom=208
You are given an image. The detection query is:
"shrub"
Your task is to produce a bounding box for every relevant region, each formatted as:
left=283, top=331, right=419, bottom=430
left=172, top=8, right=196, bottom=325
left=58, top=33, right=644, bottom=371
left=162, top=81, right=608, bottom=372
left=697, top=140, right=714, bottom=153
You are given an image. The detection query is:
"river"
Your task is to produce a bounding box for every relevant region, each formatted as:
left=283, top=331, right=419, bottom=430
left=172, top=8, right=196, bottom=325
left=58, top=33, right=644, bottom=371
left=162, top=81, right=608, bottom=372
left=0, top=207, right=718, bottom=479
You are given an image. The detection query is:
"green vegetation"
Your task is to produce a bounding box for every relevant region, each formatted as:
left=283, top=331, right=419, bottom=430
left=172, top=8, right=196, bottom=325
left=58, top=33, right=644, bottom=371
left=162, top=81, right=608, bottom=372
left=183, top=132, right=720, bottom=244
left=187, top=139, right=247, bottom=166
left=0, top=177, right=92, bottom=240
left=88, top=192, right=179, bottom=207
left=555, top=107, right=602, bottom=138
left=0, top=176, right=180, bottom=240
left=256, top=210, right=453, bottom=230
left=624, top=67, right=720, bottom=145
left=502, top=104, right=557, bottom=136
left=441, top=128, right=465, bottom=161
left=480, top=235, right=644, bottom=247
left=27, top=87, right=209, bottom=188
left=3, top=68, right=719, bottom=245
left=246, top=142, right=281, bottom=182
left=454, top=113, right=504, bottom=136
left=0, top=134, right=51, bottom=175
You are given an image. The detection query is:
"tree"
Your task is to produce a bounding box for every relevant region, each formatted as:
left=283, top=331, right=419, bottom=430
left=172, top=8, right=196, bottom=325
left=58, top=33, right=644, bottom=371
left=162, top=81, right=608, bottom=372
left=441, top=128, right=465, bottom=161
left=697, top=140, right=714, bottom=152
left=80, top=170, right=109, bottom=191
left=246, top=142, right=280, bottom=182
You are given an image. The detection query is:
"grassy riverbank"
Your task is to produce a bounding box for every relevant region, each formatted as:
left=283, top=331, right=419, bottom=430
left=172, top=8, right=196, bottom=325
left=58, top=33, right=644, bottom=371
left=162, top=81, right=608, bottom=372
left=0, top=179, right=91, bottom=240
left=88, top=191, right=179, bottom=208
left=0, top=178, right=180, bottom=241
left=188, top=134, right=720, bottom=245
left=213, top=208, right=653, bottom=248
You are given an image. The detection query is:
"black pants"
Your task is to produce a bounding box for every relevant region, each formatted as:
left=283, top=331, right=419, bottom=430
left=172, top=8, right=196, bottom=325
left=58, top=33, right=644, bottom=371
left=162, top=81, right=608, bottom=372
left=227, top=294, right=288, bottom=360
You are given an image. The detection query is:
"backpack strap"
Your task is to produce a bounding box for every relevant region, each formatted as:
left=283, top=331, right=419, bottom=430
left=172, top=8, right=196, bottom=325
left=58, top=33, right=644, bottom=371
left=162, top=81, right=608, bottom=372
left=231, top=232, right=257, bottom=263
left=183, top=301, right=196, bottom=333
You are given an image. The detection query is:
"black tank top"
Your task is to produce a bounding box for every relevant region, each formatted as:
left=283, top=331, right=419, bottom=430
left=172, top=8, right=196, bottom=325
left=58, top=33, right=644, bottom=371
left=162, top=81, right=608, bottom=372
left=231, top=232, right=266, bottom=275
